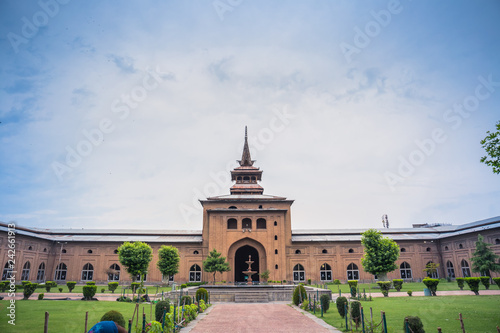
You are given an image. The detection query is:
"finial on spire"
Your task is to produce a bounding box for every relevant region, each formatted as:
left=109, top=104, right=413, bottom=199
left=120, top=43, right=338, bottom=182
left=239, top=127, right=254, bottom=166
left=245, top=126, right=247, bottom=139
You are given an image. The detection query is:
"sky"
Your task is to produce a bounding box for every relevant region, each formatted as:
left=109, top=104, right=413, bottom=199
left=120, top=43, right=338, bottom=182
left=0, top=0, right=499, bottom=231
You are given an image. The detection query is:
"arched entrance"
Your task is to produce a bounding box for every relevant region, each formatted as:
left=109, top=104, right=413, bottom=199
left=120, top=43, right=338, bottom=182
left=234, top=245, right=259, bottom=282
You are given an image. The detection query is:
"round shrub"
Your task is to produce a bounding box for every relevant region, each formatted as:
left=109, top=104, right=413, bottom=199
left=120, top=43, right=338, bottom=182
left=377, top=281, right=392, bottom=297
left=45, top=281, right=57, bottom=292
left=407, top=290, right=412, bottom=296
left=196, top=288, right=208, bottom=302
left=181, top=284, right=187, bottom=289
left=422, top=278, right=439, bottom=296
left=480, top=276, right=490, bottom=290
left=131, top=282, right=140, bottom=293
left=333, top=279, right=341, bottom=285
left=456, top=277, right=465, bottom=290
left=108, top=282, right=119, bottom=293
left=405, top=316, right=424, bottom=333
left=58, top=287, right=63, bottom=293
left=465, top=277, right=480, bottom=295
left=181, top=295, right=192, bottom=305
left=336, top=296, right=348, bottom=318
left=101, top=310, right=125, bottom=328
left=83, top=285, right=97, bottom=300
left=155, top=300, right=170, bottom=322
left=320, top=294, right=330, bottom=312
left=38, top=293, right=44, bottom=300
left=350, top=301, right=361, bottom=328
left=292, top=284, right=307, bottom=306
left=66, top=281, right=76, bottom=292
left=23, top=282, right=38, bottom=300
left=493, top=277, right=500, bottom=289
left=392, top=279, right=403, bottom=291
left=0, top=282, right=7, bottom=292
left=348, top=280, right=358, bottom=297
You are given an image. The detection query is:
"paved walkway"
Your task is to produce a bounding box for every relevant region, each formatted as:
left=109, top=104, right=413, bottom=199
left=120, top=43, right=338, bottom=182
left=183, top=303, right=341, bottom=333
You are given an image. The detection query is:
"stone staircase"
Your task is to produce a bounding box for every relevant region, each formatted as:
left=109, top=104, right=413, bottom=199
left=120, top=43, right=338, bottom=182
left=234, top=291, right=269, bottom=303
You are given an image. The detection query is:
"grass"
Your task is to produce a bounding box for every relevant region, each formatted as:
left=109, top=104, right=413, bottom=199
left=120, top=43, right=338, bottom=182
left=311, top=295, right=500, bottom=332
left=0, top=300, right=157, bottom=332
left=324, top=280, right=499, bottom=295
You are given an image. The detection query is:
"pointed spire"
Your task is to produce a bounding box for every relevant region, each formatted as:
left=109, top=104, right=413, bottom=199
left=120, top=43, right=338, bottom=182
left=239, top=126, right=254, bottom=166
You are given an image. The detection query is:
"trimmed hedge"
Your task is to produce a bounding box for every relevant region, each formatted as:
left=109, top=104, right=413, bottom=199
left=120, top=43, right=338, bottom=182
left=108, top=282, right=119, bottom=293
left=377, top=281, right=391, bottom=297
left=101, top=310, right=125, bottom=328
left=83, top=285, right=97, bottom=300
left=38, top=293, right=44, bottom=300
left=351, top=301, right=361, bottom=329
left=348, top=280, right=358, bottom=297
left=480, top=276, right=490, bottom=290
left=320, top=294, right=330, bottom=312
left=66, top=281, right=76, bottom=292
left=333, top=279, right=341, bottom=285
left=155, top=300, right=170, bottom=322
left=180, top=295, right=192, bottom=305
left=23, top=282, right=38, bottom=300
left=45, top=281, right=57, bottom=292
left=456, top=277, right=465, bottom=290
left=493, top=277, right=500, bottom=289
left=336, top=296, right=348, bottom=318
left=196, top=288, right=208, bottom=302
left=292, top=284, right=307, bottom=306
left=422, top=278, right=439, bottom=296
left=392, top=279, right=403, bottom=291
left=0, top=282, right=8, bottom=292
left=465, top=277, right=481, bottom=295
left=405, top=316, right=424, bottom=333
left=86, top=281, right=96, bottom=285
left=131, top=282, right=140, bottom=293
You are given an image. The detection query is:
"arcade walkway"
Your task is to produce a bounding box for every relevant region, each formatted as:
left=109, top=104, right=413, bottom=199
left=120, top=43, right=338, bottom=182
left=183, top=303, right=341, bottom=333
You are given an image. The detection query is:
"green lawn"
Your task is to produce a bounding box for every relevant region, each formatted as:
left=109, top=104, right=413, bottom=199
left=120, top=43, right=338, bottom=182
left=0, top=300, right=156, bottom=332
left=324, top=280, right=498, bottom=296
left=311, top=295, right=500, bottom=332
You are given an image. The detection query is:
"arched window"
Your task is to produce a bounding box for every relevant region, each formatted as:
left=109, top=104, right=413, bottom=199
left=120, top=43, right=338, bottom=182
left=275, top=249, right=278, bottom=254
left=275, top=264, right=278, bottom=269
left=37, top=262, right=45, bottom=282
left=2, top=262, right=13, bottom=280
left=135, top=273, right=147, bottom=282
left=400, top=262, right=412, bottom=279
left=21, top=261, right=31, bottom=280
left=293, top=264, right=305, bottom=282
left=295, top=249, right=301, bottom=254
left=258, top=205, right=262, bottom=209
left=43, top=248, right=47, bottom=252
left=189, top=264, right=201, bottom=282
left=28, top=246, right=33, bottom=251
left=274, top=221, right=277, bottom=226
left=495, top=239, right=500, bottom=245
left=274, top=235, right=278, bottom=240
left=444, top=246, right=449, bottom=251
left=257, top=218, right=266, bottom=229
left=62, top=249, right=67, bottom=254
left=320, top=263, right=332, bottom=281
left=54, top=263, right=67, bottom=281
left=114, top=249, right=119, bottom=254
left=348, top=248, right=354, bottom=253
left=108, top=263, right=120, bottom=281
left=322, top=249, right=328, bottom=254
left=229, top=206, right=237, bottom=209
left=81, top=263, right=94, bottom=281
left=242, top=218, right=252, bottom=229
left=347, top=263, right=359, bottom=280
left=227, top=218, right=237, bottom=229
left=446, top=261, right=455, bottom=278
left=461, top=259, right=471, bottom=277
left=425, top=261, right=439, bottom=278
left=87, top=249, right=93, bottom=254
left=426, top=247, right=431, bottom=252
left=458, top=244, right=463, bottom=249
left=400, top=248, right=406, bottom=252
left=193, top=250, right=199, bottom=255
left=243, top=176, right=250, bottom=182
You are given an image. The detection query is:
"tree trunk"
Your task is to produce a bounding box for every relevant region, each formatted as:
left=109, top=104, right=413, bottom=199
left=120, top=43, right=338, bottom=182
left=377, top=272, right=389, bottom=281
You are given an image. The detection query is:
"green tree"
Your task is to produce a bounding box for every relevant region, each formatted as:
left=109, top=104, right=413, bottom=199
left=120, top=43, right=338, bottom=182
left=203, top=248, right=231, bottom=284
left=157, top=245, right=180, bottom=284
left=480, top=120, right=500, bottom=174
left=118, top=241, right=153, bottom=284
left=470, top=234, right=500, bottom=277
left=361, top=229, right=400, bottom=281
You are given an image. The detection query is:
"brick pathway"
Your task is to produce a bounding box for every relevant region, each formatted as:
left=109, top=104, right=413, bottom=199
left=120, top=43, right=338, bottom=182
left=185, top=303, right=340, bottom=333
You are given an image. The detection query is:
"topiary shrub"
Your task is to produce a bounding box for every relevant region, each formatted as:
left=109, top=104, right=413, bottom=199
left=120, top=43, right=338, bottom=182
left=377, top=281, right=392, bottom=297
left=292, top=284, right=307, bottom=306
left=392, top=279, right=403, bottom=291
left=348, top=280, right=358, bottom=298
left=456, top=277, right=465, bottom=290
left=336, top=296, right=348, bottom=318
left=38, top=293, right=44, bottom=300
left=83, top=285, right=97, bottom=300
left=181, top=284, right=187, bottom=289
left=407, top=290, right=412, bottom=296
left=350, top=301, right=361, bottom=329
left=493, top=277, right=500, bottom=289
left=155, top=300, right=170, bottom=322
left=196, top=288, right=208, bottom=302
left=422, top=278, right=439, bottom=296
left=131, top=282, right=140, bottom=293
left=86, top=281, right=96, bottom=286
left=101, top=288, right=105, bottom=293
left=307, top=279, right=312, bottom=285
left=0, top=282, right=7, bottom=292
left=108, top=282, right=119, bottom=293
left=333, top=279, right=341, bottom=285
left=21, top=281, right=30, bottom=286
left=320, top=294, right=330, bottom=312
left=101, top=310, right=125, bottom=328
left=180, top=295, right=192, bottom=305
left=405, top=316, right=425, bottom=333
left=58, top=287, right=63, bottom=292
left=480, top=276, right=490, bottom=290
left=66, top=281, right=76, bottom=292
left=23, top=282, right=38, bottom=300
left=45, top=281, right=57, bottom=292
left=465, top=277, right=480, bottom=295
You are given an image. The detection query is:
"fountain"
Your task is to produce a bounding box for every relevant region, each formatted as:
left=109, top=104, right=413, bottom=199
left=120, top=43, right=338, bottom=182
left=242, top=255, right=257, bottom=285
